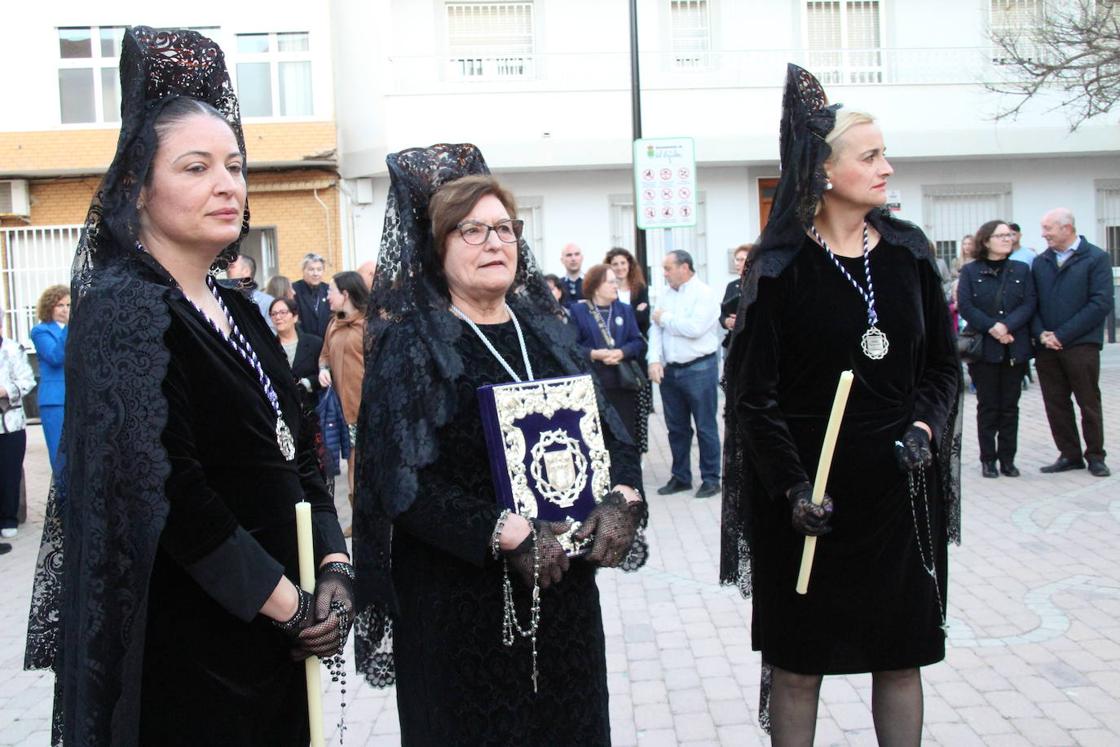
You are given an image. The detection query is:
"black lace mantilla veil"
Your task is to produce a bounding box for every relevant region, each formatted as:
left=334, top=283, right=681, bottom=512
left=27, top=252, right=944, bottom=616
left=24, top=26, right=248, bottom=746
left=352, top=143, right=648, bottom=687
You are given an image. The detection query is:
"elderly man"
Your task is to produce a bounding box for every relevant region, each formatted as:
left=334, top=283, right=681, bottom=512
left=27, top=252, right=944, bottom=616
left=648, top=250, right=722, bottom=498
left=560, top=243, right=584, bottom=303
left=292, top=252, right=333, bottom=337
left=1032, top=208, right=1114, bottom=477
left=226, top=254, right=275, bottom=329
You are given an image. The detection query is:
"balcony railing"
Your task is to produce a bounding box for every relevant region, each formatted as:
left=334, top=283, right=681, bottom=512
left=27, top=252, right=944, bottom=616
left=386, top=47, right=997, bottom=95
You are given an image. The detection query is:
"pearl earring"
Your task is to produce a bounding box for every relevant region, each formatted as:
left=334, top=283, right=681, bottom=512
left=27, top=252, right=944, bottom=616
left=825, top=180, right=833, bottom=191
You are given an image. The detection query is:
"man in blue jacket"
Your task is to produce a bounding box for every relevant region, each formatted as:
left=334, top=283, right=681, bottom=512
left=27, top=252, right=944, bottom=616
left=1031, top=208, right=1114, bottom=477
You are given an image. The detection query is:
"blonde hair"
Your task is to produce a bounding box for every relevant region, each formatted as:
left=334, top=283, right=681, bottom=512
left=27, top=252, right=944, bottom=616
left=824, top=110, right=876, bottom=160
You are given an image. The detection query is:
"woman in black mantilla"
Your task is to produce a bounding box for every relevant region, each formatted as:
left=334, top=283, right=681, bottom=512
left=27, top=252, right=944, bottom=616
left=24, top=28, right=353, bottom=746
left=351, top=145, right=648, bottom=745
left=721, top=65, right=962, bottom=745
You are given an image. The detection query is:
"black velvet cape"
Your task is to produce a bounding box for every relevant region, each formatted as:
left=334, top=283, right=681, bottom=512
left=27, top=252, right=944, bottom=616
left=25, top=252, right=347, bottom=746
left=721, top=211, right=963, bottom=673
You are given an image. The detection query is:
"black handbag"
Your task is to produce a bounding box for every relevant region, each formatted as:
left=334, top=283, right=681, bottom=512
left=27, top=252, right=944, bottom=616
left=584, top=301, right=647, bottom=391
left=958, top=263, right=1011, bottom=364
left=957, top=329, right=984, bottom=363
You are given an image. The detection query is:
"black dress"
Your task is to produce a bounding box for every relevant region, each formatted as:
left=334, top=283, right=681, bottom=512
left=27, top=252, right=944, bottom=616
left=390, top=319, right=641, bottom=745
left=138, top=287, right=346, bottom=745
left=735, top=235, right=958, bottom=674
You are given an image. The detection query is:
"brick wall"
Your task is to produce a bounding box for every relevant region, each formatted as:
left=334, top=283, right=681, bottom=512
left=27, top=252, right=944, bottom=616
left=0, top=121, right=337, bottom=175
left=3, top=169, right=343, bottom=279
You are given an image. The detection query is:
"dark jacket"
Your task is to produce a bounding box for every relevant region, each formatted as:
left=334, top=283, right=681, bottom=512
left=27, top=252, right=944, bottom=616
left=958, top=259, right=1036, bottom=364
left=569, top=300, right=646, bottom=390
left=1030, top=237, right=1114, bottom=348
left=720, top=277, right=741, bottom=349
left=623, top=284, right=651, bottom=338
left=292, top=279, right=332, bottom=338
left=284, top=331, right=323, bottom=405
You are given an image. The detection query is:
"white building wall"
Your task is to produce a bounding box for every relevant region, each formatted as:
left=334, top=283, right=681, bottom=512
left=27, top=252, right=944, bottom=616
left=1, top=0, right=336, bottom=132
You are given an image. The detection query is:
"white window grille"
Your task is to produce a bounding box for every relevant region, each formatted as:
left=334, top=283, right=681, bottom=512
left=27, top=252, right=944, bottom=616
left=235, top=32, right=314, bottom=118
left=1095, top=179, right=1120, bottom=267
left=446, top=1, right=535, bottom=80
left=990, top=0, right=1043, bottom=36
left=57, top=26, right=124, bottom=124
left=804, top=1, right=883, bottom=84
left=610, top=193, right=707, bottom=304
left=921, top=183, right=1013, bottom=265
left=0, top=225, right=82, bottom=343
left=515, top=196, right=546, bottom=269
left=670, top=0, right=712, bottom=70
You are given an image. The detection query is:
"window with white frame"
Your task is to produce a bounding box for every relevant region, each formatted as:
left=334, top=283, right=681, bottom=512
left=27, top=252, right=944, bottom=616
left=989, top=0, right=1043, bottom=37
left=446, top=1, right=534, bottom=80
left=670, top=0, right=712, bottom=70
left=515, top=196, right=546, bottom=268
left=922, top=183, right=1013, bottom=265
left=57, top=26, right=124, bottom=124
left=804, top=1, right=882, bottom=85
left=1095, top=179, right=1120, bottom=267
left=235, top=32, right=314, bottom=118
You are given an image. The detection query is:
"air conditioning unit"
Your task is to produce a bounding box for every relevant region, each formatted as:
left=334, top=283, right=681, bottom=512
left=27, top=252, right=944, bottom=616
left=0, top=180, right=30, bottom=217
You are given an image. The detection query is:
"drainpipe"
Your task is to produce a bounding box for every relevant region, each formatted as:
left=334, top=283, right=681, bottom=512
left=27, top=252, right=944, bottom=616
left=313, top=187, right=334, bottom=270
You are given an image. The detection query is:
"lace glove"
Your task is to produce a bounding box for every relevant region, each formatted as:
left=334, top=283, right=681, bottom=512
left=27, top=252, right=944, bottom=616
left=503, top=520, right=571, bottom=590
left=293, top=561, right=355, bottom=661
left=787, top=482, right=834, bottom=537
left=572, top=491, right=648, bottom=568
left=894, top=424, right=933, bottom=472
left=271, top=585, right=317, bottom=652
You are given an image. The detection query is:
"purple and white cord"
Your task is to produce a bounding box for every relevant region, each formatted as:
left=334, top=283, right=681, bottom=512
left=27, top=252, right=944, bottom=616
left=810, top=222, right=890, bottom=360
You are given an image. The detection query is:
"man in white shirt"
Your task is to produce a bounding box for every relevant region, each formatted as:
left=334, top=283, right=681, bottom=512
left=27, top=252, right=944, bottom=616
left=648, top=250, right=722, bottom=498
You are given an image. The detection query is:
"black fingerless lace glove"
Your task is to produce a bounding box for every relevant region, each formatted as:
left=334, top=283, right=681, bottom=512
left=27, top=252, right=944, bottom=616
left=503, top=520, right=571, bottom=590
left=787, top=482, right=834, bottom=537
left=894, top=424, right=933, bottom=472
left=280, top=562, right=355, bottom=661
left=573, top=491, right=648, bottom=568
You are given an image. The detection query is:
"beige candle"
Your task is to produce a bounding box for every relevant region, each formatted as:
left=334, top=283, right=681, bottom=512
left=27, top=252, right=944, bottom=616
left=295, top=500, right=325, bottom=747
left=795, top=370, right=854, bottom=595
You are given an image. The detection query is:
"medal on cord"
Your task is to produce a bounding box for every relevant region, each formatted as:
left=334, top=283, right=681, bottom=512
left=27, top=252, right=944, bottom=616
left=189, top=275, right=297, bottom=461
left=811, top=222, right=890, bottom=360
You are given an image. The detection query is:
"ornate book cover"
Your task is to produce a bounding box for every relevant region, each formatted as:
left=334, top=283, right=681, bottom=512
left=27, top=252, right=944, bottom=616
left=477, top=374, right=612, bottom=555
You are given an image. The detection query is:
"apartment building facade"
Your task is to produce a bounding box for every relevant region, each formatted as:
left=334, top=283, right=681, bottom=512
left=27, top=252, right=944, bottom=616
left=2, top=0, right=1118, bottom=340
left=331, top=0, right=1120, bottom=302
left=0, top=1, right=342, bottom=341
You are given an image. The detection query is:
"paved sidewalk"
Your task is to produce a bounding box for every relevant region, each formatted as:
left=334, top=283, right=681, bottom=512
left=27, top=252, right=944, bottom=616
left=1, top=346, right=1118, bottom=745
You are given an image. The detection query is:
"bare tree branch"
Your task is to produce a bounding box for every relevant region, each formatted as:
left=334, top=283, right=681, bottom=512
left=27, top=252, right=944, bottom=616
left=985, top=0, right=1120, bottom=130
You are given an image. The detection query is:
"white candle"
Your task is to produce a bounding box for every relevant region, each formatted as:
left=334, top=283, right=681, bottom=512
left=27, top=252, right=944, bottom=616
left=795, top=370, right=854, bottom=595
left=295, top=501, right=325, bottom=747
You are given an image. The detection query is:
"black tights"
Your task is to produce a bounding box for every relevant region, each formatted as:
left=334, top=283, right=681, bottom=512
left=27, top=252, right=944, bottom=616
left=770, top=666, right=923, bottom=746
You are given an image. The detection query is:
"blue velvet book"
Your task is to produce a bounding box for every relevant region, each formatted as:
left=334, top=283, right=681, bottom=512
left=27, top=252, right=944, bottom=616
left=477, top=374, right=612, bottom=555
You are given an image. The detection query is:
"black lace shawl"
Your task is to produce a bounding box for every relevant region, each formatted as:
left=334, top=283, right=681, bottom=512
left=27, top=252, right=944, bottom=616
left=23, top=26, right=249, bottom=746
left=352, top=144, right=646, bottom=687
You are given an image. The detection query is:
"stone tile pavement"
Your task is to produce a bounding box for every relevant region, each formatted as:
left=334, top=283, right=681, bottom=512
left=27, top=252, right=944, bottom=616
left=1, top=345, right=1117, bottom=745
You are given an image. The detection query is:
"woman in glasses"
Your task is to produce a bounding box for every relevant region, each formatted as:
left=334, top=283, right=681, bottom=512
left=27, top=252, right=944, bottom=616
left=352, top=154, right=647, bottom=745
left=269, top=297, right=323, bottom=409
left=957, top=220, right=1036, bottom=477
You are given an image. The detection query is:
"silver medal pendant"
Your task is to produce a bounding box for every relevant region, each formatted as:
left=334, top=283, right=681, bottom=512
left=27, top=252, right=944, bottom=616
left=276, top=416, right=296, bottom=461
left=861, top=325, right=889, bottom=360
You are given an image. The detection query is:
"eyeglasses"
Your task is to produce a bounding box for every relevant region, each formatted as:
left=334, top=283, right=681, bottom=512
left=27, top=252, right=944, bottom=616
left=456, top=219, right=524, bottom=246
left=991, top=233, right=1015, bottom=240
left=269, top=309, right=293, bottom=318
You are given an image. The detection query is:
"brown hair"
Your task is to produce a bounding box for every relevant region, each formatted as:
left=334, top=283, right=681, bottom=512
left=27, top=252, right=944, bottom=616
left=582, top=264, right=615, bottom=303
left=973, top=220, right=1009, bottom=261
left=430, top=175, right=518, bottom=262
left=269, top=296, right=298, bottom=317
left=37, top=284, right=70, bottom=323
left=428, top=175, right=519, bottom=297
left=603, top=247, right=646, bottom=296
